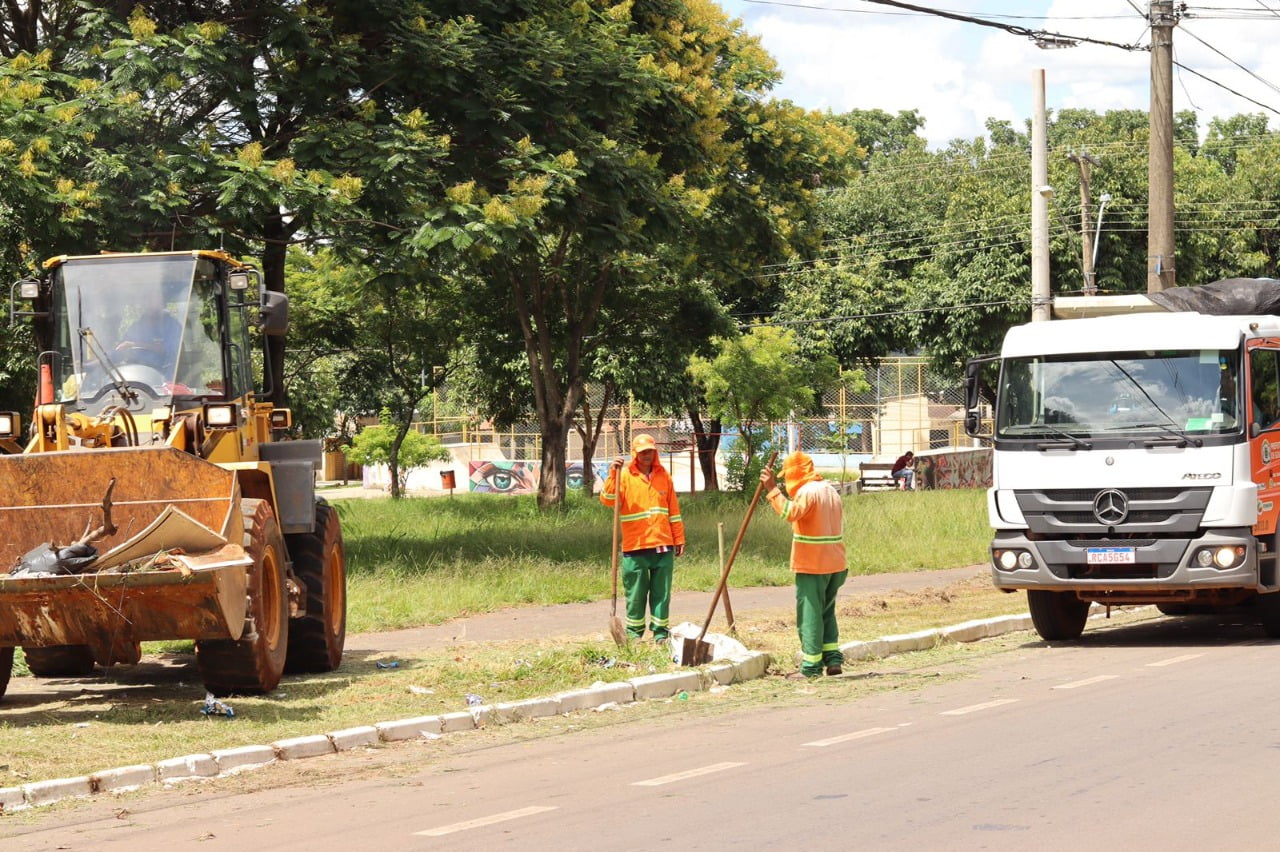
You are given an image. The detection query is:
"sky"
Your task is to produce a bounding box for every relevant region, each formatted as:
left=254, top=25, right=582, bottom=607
left=715, top=1, right=1280, bottom=149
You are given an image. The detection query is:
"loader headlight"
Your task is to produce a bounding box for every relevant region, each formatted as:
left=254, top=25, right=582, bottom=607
left=269, top=408, right=292, bottom=430
left=150, top=406, right=172, bottom=424
left=204, top=403, right=237, bottom=428
left=0, top=411, right=19, bottom=438
left=18, top=280, right=39, bottom=299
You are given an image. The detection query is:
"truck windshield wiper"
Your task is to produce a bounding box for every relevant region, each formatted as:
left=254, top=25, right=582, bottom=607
left=1032, top=423, right=1092, bottom=450
left=1131, top=421, right=1204, bottom=448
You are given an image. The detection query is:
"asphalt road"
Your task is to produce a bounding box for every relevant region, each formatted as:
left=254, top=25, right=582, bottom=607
left=5, top=607, right=1277, bottom=850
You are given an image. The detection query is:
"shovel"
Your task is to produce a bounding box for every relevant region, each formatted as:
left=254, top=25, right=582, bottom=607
left=682, top=450, right=778, bottom=666
left=608, top=482, right=627, bottom=647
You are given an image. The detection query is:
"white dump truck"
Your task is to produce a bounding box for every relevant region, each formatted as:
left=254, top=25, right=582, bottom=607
left=963, top=279, right=1280, bottom=640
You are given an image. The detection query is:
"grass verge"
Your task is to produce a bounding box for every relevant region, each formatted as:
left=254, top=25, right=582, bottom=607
left=0, top=487, right=999, bottom=785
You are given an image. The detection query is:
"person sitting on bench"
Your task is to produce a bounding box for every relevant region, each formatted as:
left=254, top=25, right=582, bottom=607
left=891, top=451, right=915, bottom=490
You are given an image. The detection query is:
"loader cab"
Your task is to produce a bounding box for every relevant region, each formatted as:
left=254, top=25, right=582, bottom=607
left=40, top=252, right=259, bottom=418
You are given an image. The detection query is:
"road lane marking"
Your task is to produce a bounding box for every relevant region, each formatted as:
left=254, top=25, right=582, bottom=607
left=631, top=762, right=746, bottom=786
left=940, top=698, right=1018, bottom=716
left=803, top=727, right=896, bottom=747
left=414, top=805, right=557, bottom=837
left=1146, top=653, right=1204, bottom=667
left=1053, top=675, right=1119, bottom=690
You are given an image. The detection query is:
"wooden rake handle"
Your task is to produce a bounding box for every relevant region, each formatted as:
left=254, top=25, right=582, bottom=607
left=696, top=450, right=779, bottom=639
left=610, top=474, right=622, bottom=617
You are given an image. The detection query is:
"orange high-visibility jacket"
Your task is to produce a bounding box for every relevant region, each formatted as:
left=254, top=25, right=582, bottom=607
left=601, top=462, right=685, bottom=552
left=766, top=479, right=845, bottom=574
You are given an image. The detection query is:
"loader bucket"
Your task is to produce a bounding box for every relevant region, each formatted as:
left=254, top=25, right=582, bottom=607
left=0, top=447, right=249, bottom=650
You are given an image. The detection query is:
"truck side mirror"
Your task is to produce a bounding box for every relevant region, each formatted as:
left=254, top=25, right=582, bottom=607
left=260, top=291, right=289, bottom=336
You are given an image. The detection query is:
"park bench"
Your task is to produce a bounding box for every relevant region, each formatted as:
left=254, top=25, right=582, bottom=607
left=856, top=461, right=902, bottom=492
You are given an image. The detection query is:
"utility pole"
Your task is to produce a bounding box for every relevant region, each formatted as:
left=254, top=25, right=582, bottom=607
left=1068, top=149, right=1100, bottom=294
left=1148, top=0, right=1178, bottom=292
left=1030, top=69, right=1051, bottom=322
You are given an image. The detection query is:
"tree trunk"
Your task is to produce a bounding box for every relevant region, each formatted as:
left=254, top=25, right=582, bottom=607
left=261, top=212, right=289, bottom=406
left=538, top=417, right=568, bottom=509
left=689, top=408, right=721, bottom=492
left=388, top=414, right=413, bottom=500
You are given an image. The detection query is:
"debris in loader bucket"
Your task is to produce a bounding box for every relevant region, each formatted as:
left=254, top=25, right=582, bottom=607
left=0, top=500, right=253, bottom=649
left=9, top=476, right=118, bottom=577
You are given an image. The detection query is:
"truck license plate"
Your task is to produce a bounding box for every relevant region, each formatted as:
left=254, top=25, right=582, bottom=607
left=1086, top=547, right=1135, bottom=565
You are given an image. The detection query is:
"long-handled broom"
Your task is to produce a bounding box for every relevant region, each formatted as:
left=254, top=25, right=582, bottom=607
left=682, top=451, right=778, bottom=666
left=608, top=483, right=627, bottom=646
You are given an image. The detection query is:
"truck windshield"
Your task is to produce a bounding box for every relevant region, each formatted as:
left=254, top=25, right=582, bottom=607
left=50, top=255, right=225, bottom=415
left=996, top=349, right=1241, bottom=439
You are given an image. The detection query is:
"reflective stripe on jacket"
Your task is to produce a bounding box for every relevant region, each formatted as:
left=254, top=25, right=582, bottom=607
left=601, top=463, right=685, bottom=552
left=766, top=478, right=845, bottom=574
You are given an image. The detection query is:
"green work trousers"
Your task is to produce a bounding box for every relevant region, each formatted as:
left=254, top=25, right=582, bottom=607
left=621, top=550, right=674, bottom=641
left=795, top=569, right=847, bottom=676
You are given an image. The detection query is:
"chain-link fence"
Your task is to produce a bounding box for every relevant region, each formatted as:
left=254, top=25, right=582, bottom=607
left=409, top=357, right=971, bottom=465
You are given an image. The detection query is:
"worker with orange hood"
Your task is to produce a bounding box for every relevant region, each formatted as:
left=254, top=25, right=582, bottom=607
left=761, top=450, right=847, bottom=678
left=601, top=434, right=685, bottom=642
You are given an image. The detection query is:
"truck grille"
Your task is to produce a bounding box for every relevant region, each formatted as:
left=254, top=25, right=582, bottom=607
left=1015, top=487, right=1213, bottom=536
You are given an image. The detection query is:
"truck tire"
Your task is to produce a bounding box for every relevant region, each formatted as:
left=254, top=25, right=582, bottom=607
left=284, top=500, right=347, bottom=673
left=0, top=647, right=12, bottom=701
left=23, top=645, right=97, bottom=677
left=1258, top=591, right=1280, bottom=638
left=195, top=498, right=289, bottom=696
left=1027, top=590, right=1090, bottom=640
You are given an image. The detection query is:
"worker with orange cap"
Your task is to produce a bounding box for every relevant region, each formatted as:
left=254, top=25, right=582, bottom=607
left=601, top=434, right=685, bottom=642
left=761, top=450, right=847, bottom=678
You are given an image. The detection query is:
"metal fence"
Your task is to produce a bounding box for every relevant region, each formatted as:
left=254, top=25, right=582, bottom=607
left=410, top=357, right=970, bottom=465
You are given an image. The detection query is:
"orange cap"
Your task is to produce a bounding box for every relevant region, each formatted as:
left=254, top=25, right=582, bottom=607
left=632, top=434, right=657, bottom=454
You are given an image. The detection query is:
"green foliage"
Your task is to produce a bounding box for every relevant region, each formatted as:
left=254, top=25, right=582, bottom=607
left=346, top=415, right=451, bottom=477
left=689, top=325, right=838, bottom=468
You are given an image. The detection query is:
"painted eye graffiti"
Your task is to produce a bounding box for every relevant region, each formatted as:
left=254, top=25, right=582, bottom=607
left=470, top=462, right=534, bottom=494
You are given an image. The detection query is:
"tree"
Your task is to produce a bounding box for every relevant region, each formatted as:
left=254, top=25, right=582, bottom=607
left=410, top=1, right=850, bottom=511
left=689, top=325, right=837, bottom=488
left=345, top=413, right=451, bottom=495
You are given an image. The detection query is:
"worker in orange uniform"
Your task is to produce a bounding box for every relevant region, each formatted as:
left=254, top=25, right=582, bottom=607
left=761, top=451, right=847, bottom=678
left=601, top=434, right=685, bottom=642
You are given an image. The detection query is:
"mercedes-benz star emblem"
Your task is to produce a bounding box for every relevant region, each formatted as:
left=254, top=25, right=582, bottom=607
left=1093, top=489, right=1129, bottom=525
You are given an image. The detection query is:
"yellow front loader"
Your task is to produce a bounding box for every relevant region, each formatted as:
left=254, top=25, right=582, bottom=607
left=0, top=250, right=346, bottom=698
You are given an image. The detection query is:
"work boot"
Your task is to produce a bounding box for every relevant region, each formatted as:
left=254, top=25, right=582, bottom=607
left=825, top=664, right=843, bottom=676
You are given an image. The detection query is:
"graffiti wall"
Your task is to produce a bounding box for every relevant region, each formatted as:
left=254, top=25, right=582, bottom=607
left=915, top=448, right=992, bottom=490
left=467, top=460, right=611, bottom=494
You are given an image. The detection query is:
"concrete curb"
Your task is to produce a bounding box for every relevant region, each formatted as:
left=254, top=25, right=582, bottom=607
left=0, top=610, right=1054, bottom=813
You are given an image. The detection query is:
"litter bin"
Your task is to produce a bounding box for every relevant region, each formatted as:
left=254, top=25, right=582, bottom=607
left=440, top=470, right=456, bottom=490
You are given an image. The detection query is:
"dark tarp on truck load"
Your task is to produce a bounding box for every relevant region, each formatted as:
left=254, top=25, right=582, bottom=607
left=1148, top=277, right=1280, bottom=315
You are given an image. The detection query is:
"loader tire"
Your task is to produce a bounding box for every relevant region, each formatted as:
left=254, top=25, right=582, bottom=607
left=0, top=647, right=12, bottom=701
left=195, top=498, right=288, bottom=696
left=23, top=645, right=97, bottom=677
left=285, top=500, right=347, bottom=674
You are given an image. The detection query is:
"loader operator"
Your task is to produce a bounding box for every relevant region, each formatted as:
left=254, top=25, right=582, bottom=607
left=601, top=434, right=685, bottom=643
left=761, top=451, right=847, bottom=679
left=116, top=305, right=182, bottom=374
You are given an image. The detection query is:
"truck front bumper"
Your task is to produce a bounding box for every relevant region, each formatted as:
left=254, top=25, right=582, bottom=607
left=989, top=528, right=1270, bottom=595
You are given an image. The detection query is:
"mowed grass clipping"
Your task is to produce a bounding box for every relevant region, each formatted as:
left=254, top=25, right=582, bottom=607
left=0, top=487, right=1000, bottom=785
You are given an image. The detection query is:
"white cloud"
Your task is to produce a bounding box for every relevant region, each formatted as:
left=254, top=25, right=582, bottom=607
left=718, top=0, right=1280, bottom=147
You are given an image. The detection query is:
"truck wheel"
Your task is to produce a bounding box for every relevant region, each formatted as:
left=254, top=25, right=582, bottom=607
left=0, top=647, right=12, bottom=701
left=23, top=645, right=97, bottom=677
left=285, top=500, right=347, bottom=674
left=1258, top=591, right=1280, bottom=638
left=195, top=498, right=289, bottom=696
left=1027, top=590, right=1090, bottom=640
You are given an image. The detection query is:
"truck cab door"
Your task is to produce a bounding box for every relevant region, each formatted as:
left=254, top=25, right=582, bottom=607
left=1247, top=341, right=1280, bottom=537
